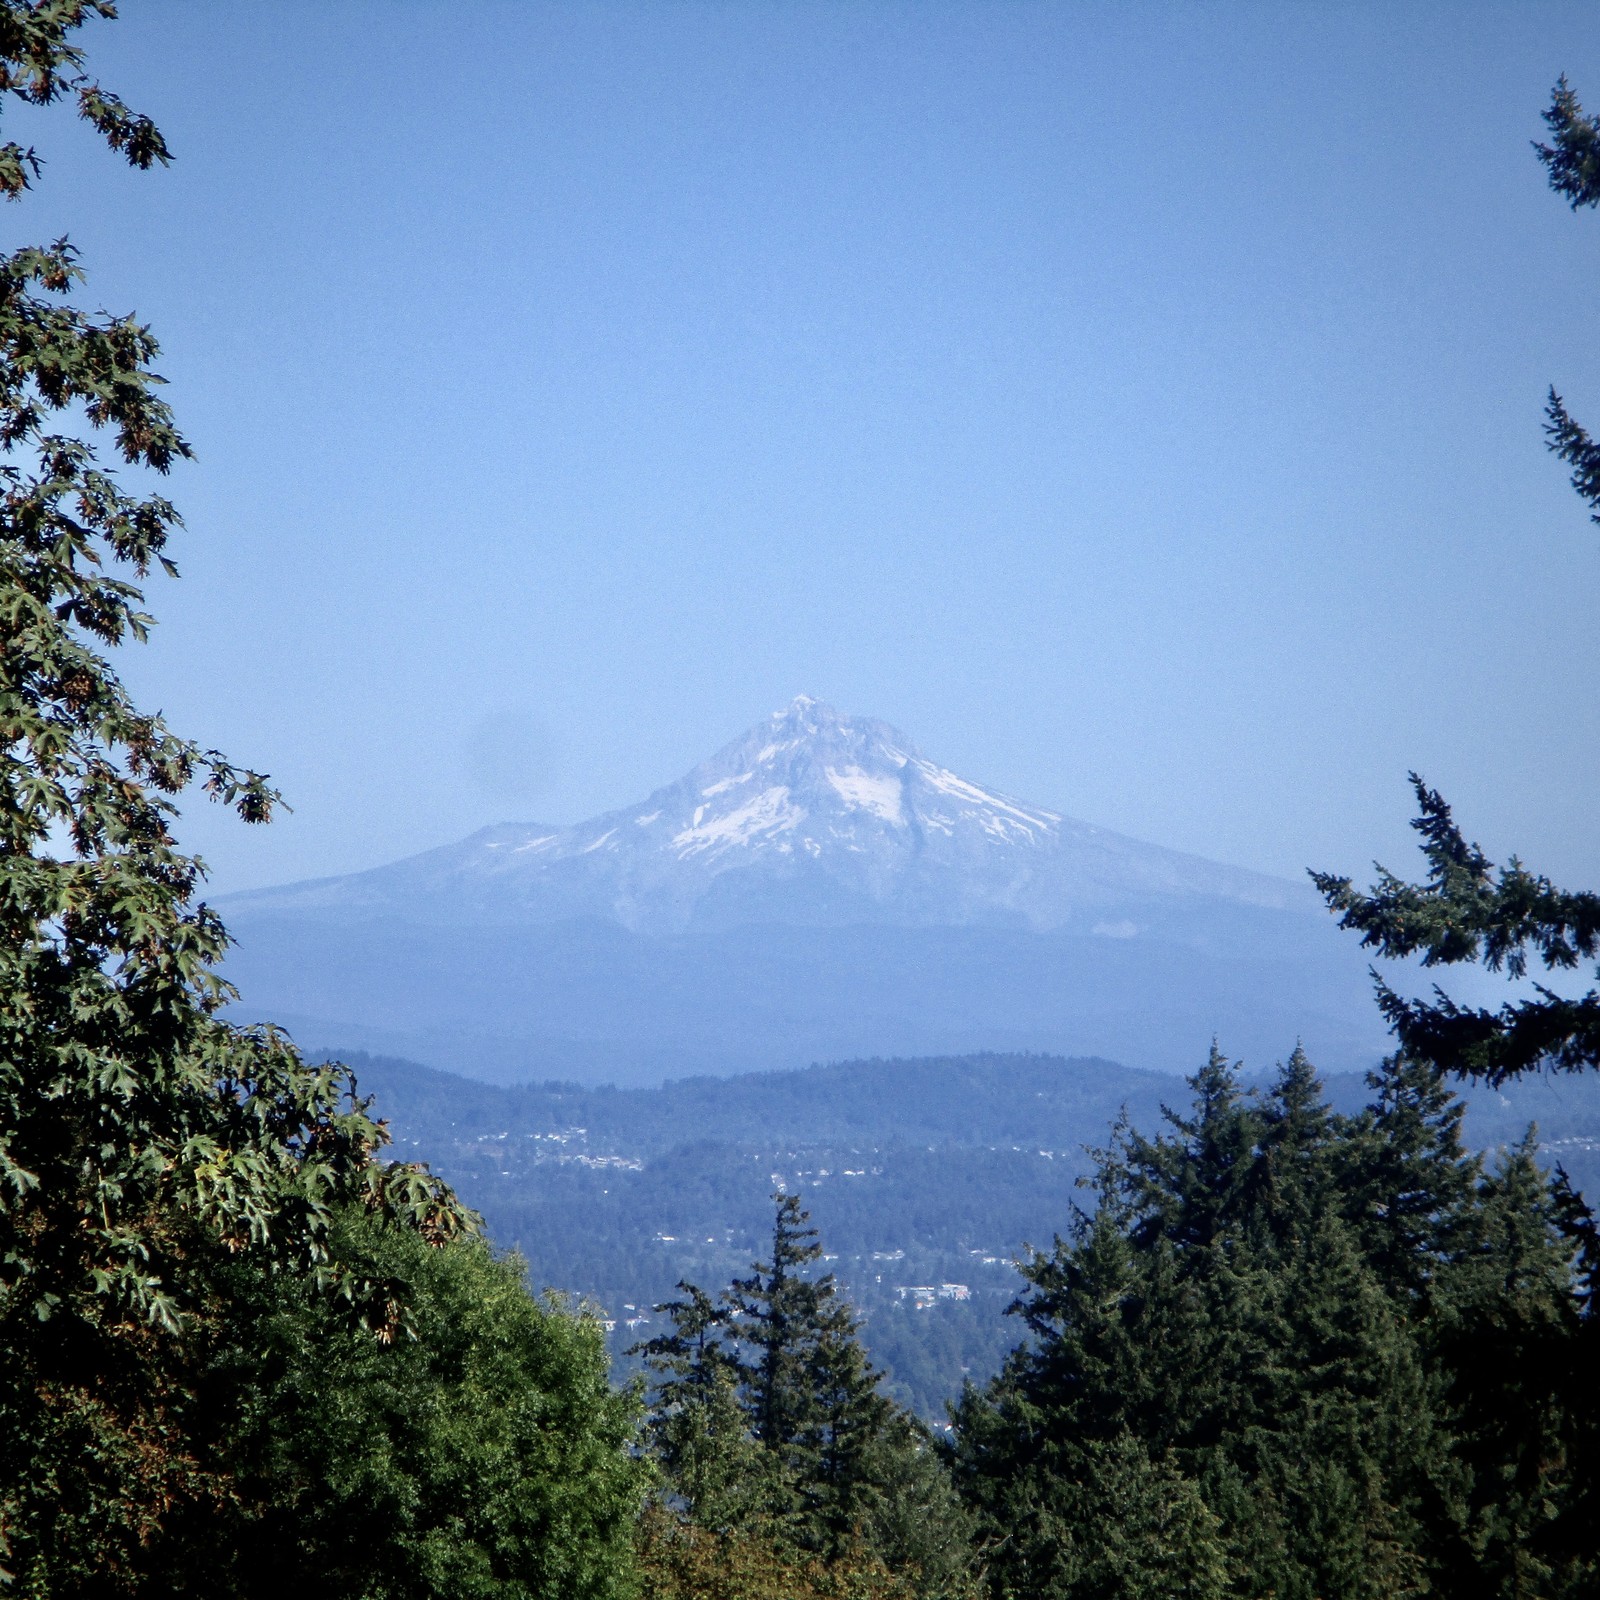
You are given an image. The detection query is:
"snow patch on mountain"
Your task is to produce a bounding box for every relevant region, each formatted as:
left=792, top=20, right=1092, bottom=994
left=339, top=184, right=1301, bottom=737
left=673, top=785, right=805, bottom=859
left=825, top=766, right=904, bottom=823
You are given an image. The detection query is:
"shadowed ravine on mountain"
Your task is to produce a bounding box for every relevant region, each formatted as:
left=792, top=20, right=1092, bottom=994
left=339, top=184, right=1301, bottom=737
left=221, top=697, right=1390, bottom=1085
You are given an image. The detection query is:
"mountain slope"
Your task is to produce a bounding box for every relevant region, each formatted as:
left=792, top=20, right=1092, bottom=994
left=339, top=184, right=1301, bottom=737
left=218, top=697, right=1387, bottom=1084
left=226, top=695, right=1314, bottom=936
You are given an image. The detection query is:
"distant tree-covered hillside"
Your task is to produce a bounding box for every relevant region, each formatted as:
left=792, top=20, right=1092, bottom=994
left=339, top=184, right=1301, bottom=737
left=339, top=1048, right=1600, bottom=1417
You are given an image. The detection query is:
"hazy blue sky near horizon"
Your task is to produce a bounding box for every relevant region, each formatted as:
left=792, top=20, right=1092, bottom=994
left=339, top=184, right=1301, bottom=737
left=19, top=1, right=1600, bottom=893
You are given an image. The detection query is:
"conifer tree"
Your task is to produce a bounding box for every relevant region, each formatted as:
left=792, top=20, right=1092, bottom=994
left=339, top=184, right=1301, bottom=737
left=1536, top=77, right=1600, bottom=523
left=802, top=1279, right=896, bottom=1556
left=731, top=1193, right=836, bottom=1466
left=860, top=1412, right=983, bottom=1600
left=1312, top=778, right=1600, bottom=1084
left=952, top=1045, right=1456, bottom=1600
left=1119, top=1042, right=1263, bottom=1250
left=1310, top=88, right=1600, bottom=1088
left=637, top=1280, right=778, bottom=1534
left=1256, top=1042, right=1337, bottom=1239
left=1434, top=1137, right=1590, bottom=1597
left=728, top=1193, right=895, bottom=1552
left=1349, top=1051, right=1480, bottom=1299
left=640, top=1196, right=975, bottom=1597
left=1304, top=78, right=1600, bottom=1588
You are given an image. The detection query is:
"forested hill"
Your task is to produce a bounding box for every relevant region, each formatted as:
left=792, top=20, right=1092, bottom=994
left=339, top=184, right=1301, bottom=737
left=344, top=1049, right=1172, bottom=1155
left=345, top=1047, right=1600, bottom=1182
left=338, top=1048, right=1600, bottom=1416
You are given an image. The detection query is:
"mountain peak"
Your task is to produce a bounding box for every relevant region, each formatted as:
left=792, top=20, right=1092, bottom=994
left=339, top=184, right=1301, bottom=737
left=761, top=693, right=915, bottom=753
left=712, top=697, right=923, bottom=795
left=225, top=700, right=1314, bottom=935
left=216, top=702, right=1373, bottom=1088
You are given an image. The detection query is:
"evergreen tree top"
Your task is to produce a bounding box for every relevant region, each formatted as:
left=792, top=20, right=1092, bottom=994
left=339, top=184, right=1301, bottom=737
left=1313, top=777, right=1600, bottom=1083
left=1310, top=78, right=1600, bottom=1086
left=1536, top=75, right=1600, bottom=212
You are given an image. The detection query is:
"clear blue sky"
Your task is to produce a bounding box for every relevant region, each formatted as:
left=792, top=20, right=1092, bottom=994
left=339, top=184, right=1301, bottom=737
left=18, top=1, right=1600, bottom=893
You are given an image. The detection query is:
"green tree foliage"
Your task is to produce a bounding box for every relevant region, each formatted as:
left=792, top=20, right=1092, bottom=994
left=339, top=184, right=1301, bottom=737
left=639, top=1194, right=979, bottom=1599
left=728, top=1194, right=897, bottom=1554
left=1431, top=1138, right=1586, bottom=1596
left=0, top=8, right=660, bottom=1595
left=1310, top=78, right=1600, bottom=1089
left=149, top=1216, right=645, bottom=1600
left=1535, top=77, right=1600, bottom=519
left=950, top=1045, right=1593, bottom=1600
left=946, top=72, right=1600, bottom=1600
left=1350, top=1047, right=1478, bottom=1296
left=1312, top=778, right=1600, bottom=1084
left=637, top=1280, right=780, bottom=1534
left=1302, top=82, right=1600, bottom=1589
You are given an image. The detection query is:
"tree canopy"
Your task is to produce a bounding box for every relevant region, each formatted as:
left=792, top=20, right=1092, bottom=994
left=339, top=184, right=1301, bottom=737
left=0, top=7, right=643, bottom=1593
left=951, top=1044, right=1593, bottom=1599
left=637, top=1193, right=979, bottom=1600
left=1311, top=78, right=1600, bottom=1089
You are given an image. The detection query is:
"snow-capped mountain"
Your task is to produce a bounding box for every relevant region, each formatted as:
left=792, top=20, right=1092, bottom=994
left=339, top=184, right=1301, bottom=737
left=218, top=698, right=1382, bottom=1087
left=226, top=695, right=1312, bottom=936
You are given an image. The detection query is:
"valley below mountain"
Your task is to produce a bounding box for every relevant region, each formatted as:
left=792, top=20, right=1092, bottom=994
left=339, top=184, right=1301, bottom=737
left=349, top=1048, right=1600, bottom=1418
